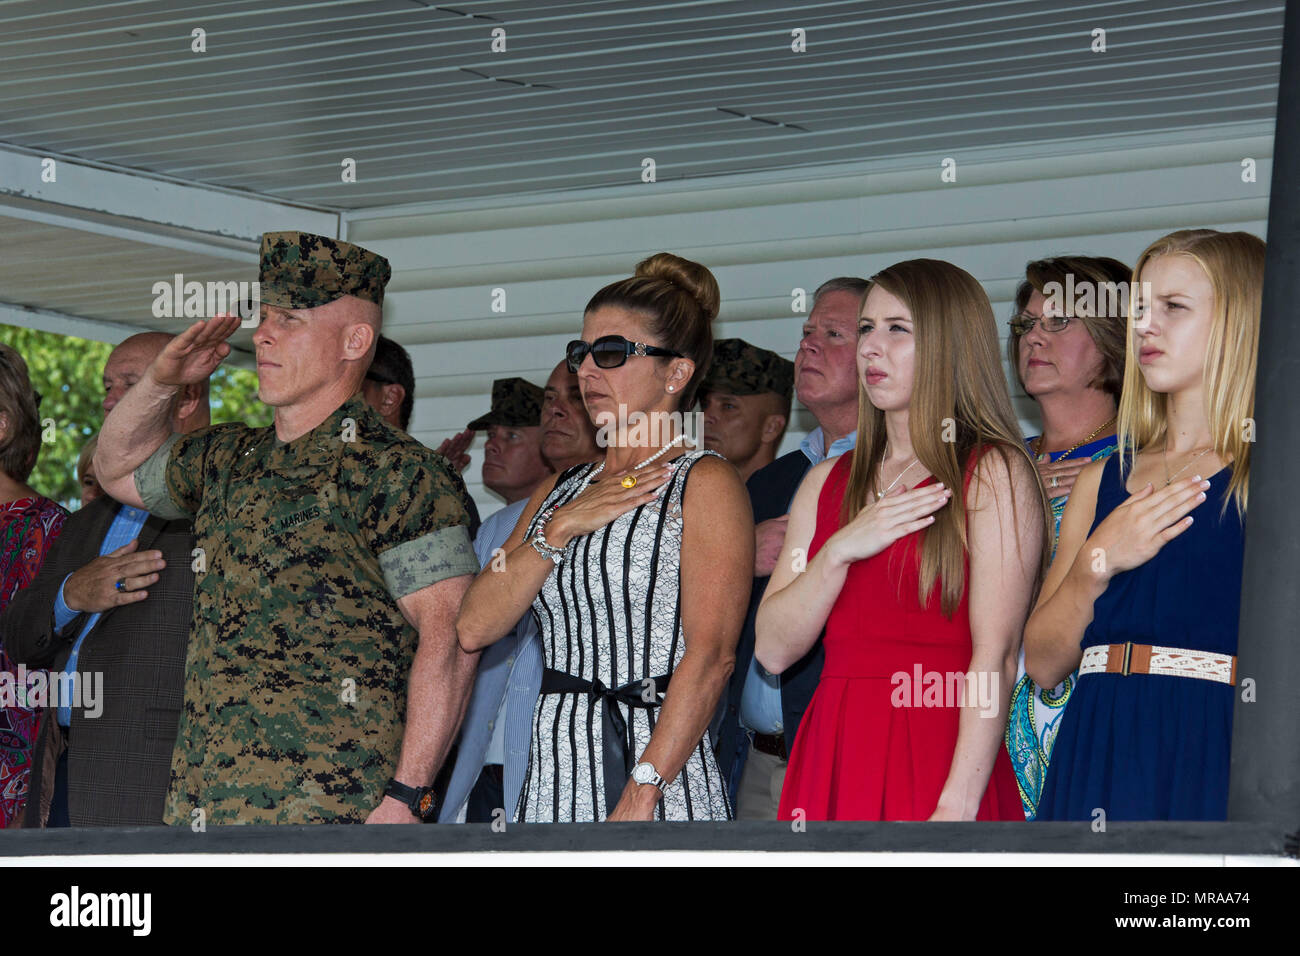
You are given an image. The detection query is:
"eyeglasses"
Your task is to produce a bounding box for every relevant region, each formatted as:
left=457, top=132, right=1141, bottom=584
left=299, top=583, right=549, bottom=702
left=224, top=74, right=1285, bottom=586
left=565, top=335, right=684, bottom=372
left=1009, top=312, right=1074, bottom=336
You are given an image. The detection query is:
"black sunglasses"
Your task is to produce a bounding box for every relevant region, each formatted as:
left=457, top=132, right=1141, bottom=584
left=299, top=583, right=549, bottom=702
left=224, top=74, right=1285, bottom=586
left=565, top=335, right=684, bottom=373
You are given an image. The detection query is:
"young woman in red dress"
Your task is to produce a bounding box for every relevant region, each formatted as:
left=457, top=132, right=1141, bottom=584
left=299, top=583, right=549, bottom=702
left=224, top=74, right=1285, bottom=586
left=757, top=259, right=1048, bottom=821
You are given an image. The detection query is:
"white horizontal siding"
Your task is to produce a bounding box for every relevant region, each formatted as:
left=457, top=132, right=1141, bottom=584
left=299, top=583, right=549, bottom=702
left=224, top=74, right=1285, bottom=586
left=345, top=131, right=1271, bottom=515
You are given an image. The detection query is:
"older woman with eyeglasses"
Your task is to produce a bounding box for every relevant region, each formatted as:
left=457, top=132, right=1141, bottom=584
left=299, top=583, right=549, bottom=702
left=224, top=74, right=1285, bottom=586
left=1003, top=255, right=1130, bottom=819
left=457, top=253, right=750, bottom=822
left=0, top=345, right=67, bottom=827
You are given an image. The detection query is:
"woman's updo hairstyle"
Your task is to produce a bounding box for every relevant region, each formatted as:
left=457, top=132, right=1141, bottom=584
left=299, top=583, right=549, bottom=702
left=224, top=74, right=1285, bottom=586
left=584, top=252, right=719, bottom=408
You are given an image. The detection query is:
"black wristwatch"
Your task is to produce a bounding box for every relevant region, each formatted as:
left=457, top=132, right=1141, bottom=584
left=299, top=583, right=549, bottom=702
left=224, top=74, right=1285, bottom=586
left=384, top=778, right=439, bottom=822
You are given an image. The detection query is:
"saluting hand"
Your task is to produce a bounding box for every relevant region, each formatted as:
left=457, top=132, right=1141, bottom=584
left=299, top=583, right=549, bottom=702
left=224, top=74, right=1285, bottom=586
left=62, top=539, right=167, bottom=614
left=151, top=313, right=242, bottom=388
left=547, top=464, right=675, bottom=547
left=435, top=429, right=474, bottom=473
left=825, top=482, right=952, bottom=567
left=1083, top=475, right=1210, bottom=581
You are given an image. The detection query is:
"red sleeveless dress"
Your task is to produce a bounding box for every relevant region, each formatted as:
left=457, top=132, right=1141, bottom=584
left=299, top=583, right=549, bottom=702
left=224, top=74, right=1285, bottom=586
left=777, top=451, right=1024, bottom=821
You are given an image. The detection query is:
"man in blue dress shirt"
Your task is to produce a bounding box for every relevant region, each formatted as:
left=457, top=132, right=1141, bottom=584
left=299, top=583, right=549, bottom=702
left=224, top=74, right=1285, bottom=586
left=440, top=361, right=600, bottom=823
left=715, top=278, right=867, bottom=819
left=2, top=332, right=209, bottom=826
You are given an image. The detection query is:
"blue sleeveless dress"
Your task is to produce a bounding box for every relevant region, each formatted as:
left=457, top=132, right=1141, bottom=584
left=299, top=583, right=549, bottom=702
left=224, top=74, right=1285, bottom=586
left=1036, top=453, right=1243, bottom=821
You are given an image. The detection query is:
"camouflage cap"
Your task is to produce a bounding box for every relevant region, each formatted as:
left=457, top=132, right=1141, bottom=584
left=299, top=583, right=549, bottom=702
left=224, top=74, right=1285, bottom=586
left=259, top=231, right=392, bottom=310
left=699, top=338, right=794, bottom=400
left=467, top=377, right=544, bottom=430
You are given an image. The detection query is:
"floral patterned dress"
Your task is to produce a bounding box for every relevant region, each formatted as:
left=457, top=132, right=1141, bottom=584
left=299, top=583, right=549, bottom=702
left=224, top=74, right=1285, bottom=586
left=0, top=495, right=67, bottom=827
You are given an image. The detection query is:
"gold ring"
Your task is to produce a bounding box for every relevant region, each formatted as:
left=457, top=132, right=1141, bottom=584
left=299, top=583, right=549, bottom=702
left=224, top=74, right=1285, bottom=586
left=621, top=475, right=638, bottom=489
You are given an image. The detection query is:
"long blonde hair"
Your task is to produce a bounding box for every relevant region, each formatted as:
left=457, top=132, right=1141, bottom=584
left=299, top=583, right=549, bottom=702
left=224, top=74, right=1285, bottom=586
left=841, top=259, right=1051, bottom=617
left=1119, top=229, right=1264, bottom=520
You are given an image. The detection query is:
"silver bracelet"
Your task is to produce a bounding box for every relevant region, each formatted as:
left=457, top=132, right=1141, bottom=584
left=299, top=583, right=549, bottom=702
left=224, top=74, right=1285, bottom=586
left=530, top=508, right=565, bottom=564
left=530, top=535, right=564, bottom=565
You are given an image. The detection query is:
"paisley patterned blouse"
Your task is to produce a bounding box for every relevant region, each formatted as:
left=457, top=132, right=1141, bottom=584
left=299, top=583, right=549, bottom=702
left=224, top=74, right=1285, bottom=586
left=1005, top=435, right=1117, bottom=819
left=0, top=495, right=67, bottom=827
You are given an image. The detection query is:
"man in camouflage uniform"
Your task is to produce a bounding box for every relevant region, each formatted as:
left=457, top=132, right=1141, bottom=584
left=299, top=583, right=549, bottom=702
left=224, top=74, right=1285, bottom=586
left=697, top=338, right=794, bottom=483
left=468, top=377, right=552, bottom=506
left=95, top=231, right=481, bottom=825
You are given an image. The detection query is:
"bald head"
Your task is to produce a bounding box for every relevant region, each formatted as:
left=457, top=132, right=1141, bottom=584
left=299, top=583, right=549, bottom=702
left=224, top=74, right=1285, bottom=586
left=114, top=332, right=173, bottom=366
left=540, top=359, right=600, bottom=472
left=104, top=331, right=211, bottom=434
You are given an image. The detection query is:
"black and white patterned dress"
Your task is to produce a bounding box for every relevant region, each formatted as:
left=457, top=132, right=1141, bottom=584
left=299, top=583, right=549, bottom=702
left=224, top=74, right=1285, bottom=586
left=518, top=449, right=734, bottom=822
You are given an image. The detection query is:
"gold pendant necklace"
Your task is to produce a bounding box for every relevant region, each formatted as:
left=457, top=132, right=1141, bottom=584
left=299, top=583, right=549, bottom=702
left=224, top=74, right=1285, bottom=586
left=1033, top=414, right=1116, bottom=462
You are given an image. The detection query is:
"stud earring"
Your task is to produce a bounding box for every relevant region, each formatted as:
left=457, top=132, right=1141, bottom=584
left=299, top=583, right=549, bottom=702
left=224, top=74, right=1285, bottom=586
left=667, top=385, right=675, bottom=392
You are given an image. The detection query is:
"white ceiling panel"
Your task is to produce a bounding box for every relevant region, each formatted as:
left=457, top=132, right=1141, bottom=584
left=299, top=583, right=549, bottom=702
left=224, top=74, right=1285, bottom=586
left=0, top=0, right=1284, bottom=208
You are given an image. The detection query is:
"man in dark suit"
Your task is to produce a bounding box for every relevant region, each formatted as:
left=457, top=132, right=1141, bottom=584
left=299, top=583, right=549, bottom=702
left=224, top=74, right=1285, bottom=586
left=715, top=278, right=867, bottom=818
left=1, top=332, right=208, bottom=826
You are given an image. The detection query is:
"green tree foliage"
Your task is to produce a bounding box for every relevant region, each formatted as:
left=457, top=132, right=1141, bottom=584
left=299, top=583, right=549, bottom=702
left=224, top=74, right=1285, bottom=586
left=0, top=324, right=271, bottom=510
left=210, top=364, right=273, bottom=430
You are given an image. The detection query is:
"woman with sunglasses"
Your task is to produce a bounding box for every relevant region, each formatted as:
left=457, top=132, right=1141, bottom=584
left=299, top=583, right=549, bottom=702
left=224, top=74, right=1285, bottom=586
left=1003, top=255, right=1129, bottom=819
left=457, top=252, right=750, bottom=822
left=757, top=259, right=1047, bottom=821
left=1028, top=229, right=1262, bottom=820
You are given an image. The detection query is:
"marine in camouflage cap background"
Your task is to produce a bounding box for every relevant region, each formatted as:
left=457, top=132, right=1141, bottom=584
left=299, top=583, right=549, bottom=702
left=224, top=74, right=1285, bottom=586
left=466, top=377, right=544, bottom=430
left=468, top=377, right=552, bottom=505
left=700, top=338, right=795, bottom=400
left=696, top=338, right=794, bottom=483
left=360, top=336, right=483, bottom=538
left=362, top=335, right=416, bottom=431
left=259, top=230, right=392, bottom=310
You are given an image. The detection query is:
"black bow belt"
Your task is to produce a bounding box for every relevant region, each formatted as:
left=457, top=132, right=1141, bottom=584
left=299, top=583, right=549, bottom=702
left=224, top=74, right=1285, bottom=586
left=539, top=668, right=672, bottom=813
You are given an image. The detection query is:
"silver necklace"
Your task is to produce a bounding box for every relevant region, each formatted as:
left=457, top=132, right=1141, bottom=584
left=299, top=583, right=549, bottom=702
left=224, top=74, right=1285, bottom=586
left=577, top=433, right=691, bottom=496
left=1163, top=442, right=1214, bottom=486
left=876, top=452, right=921, bottom=499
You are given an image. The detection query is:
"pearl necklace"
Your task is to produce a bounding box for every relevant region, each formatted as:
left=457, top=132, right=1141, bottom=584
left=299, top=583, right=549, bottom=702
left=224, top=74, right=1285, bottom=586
left=576, top=433, right=691, bottom=496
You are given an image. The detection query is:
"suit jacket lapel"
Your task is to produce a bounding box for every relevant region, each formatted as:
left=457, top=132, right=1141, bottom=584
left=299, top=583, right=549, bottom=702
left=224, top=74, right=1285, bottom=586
left=135, top=512, right=170, bottom=551
left=81, top=495, right=123, bottom=545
